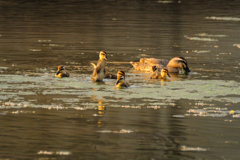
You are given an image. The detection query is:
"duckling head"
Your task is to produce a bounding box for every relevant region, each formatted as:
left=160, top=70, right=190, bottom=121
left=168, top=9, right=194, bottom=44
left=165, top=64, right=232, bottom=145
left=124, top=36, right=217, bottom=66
left=169, top=57, right=191, bottom=74
left=117, top=70, right=125, bottom=79
left=99, top=50, right=109, bottom=61
left=151, top=66, right=158, bottom=72
left=161, top=69, right=171, bottom=78
left=56, top=65, right=65, bottom=75
left=116, top=70, right=126, bottom=86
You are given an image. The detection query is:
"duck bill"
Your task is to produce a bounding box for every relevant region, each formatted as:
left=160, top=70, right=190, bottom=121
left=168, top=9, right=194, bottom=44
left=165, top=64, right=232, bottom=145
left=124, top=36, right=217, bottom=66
left=56, top=71, right=61, bottom=75
left=105, top=55, right=109, bottom=61
left=167, top=73, right=171, bottom=77
left=184, top=67, right=191, bottom=73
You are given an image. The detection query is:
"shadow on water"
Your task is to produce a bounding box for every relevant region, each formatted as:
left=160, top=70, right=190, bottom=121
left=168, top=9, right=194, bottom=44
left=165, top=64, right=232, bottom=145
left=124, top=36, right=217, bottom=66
left=1, top=0, right=240, bottom=159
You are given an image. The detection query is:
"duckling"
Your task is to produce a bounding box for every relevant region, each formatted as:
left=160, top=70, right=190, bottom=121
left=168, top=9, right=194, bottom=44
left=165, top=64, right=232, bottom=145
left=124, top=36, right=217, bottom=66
left=55, top=65, right=70, bottom=78
left=150, top=66, right=170, bottom=79
left=91, top=50, right=109, bottom=82
left=130, top=56, right=191, bottom=74
left=115, top=70, right=130, bottom=88
left=91, top=63, right=117, bottom=79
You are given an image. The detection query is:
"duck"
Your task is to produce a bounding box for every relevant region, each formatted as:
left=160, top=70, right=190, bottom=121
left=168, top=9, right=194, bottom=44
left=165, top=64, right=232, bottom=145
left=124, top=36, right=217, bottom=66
left=150, top=66, right=170, bottom=79
left=130, top=56, right=191, bottom=74
left=55, top=65, right=70, bottom=78
left=91, top=50, right=109, bottom=82
left=115, top=70, right=130, bottom=88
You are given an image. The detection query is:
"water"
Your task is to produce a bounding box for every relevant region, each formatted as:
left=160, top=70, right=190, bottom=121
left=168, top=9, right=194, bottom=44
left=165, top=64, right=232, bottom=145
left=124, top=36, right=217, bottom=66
left=1, top=0, right=240, bottom=159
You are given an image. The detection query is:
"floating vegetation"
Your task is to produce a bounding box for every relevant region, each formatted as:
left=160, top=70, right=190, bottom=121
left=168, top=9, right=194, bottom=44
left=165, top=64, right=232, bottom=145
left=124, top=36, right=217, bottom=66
left=184, top=35, right=218, bottom=41
left=186, top=107, right=240, bottom=118
left=232, top=114, right=240, bottom=118
left=37, top=150, right=71, bottom=155
left=233, top=44, right=240, bottom=48
left=49, top=44, right=65, bottom=47
left=192, top=50, right=211, bottom=54
left=157, top=0, right=174, bottom=3
left=195, top=33, right=227, bottom=37
left=172, top=115, right=185, bottom=118
left=97, top=129, right=134, bottom=134
left=180, top=145, right=207, bottom=152
left=206, top=16, right=240, bottom=21
left=38, top=39, right=52, bottom=42
left=29, top=49, right=41, bottom=52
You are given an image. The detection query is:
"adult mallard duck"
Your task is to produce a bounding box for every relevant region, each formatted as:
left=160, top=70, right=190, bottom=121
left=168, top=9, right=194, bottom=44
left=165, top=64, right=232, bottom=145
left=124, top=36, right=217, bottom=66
left=130, top=56, right=190, bottom=74
left=115, top=70, right=130, bottom=88
left=55, top=65, right=70, bottom=78
left=150, top=66, right=170, bottom=79
left=91, top=50, right=109, bottom=82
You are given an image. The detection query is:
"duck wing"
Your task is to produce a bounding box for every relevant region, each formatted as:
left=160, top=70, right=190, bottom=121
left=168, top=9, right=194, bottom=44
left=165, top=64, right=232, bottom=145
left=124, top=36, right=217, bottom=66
left=142, top=58, right=169, bottom=68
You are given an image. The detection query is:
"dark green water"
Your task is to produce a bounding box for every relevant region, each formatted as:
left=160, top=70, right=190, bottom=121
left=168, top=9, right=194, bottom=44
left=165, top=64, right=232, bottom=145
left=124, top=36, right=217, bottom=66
left=1, top=0, right=240, bottom=159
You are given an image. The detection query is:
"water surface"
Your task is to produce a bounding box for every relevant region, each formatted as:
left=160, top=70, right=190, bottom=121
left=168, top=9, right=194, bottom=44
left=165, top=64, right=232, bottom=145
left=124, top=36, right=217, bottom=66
left=1, top=0, right=240, bottom=159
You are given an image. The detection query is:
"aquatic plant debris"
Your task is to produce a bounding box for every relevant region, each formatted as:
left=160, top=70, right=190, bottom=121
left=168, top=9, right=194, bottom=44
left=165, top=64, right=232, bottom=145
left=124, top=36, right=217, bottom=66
left=37, top=150, right=71, bottom=155
left=0, top=75, right=240, bottom=109
left=184, top=35, right=218, bottom=41
left=186, top=107, right=240, bottom=118
left=180, top=145, right=207, bottom=152
left=206, top=16, right=240, bottom=21
left=97, top=129, right=134, bottom=133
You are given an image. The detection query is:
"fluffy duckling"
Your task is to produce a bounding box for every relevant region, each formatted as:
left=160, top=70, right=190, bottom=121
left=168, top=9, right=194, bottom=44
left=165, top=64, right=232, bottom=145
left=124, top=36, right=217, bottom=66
left=91, top=50, right=109, bottom=82
left=150, top=66, right=170, bottom=79
left=115, top=70, right=130, bottom=88
left=55, top=65, right=70, bottom=78
left=130, top=56, right=190, bottom=74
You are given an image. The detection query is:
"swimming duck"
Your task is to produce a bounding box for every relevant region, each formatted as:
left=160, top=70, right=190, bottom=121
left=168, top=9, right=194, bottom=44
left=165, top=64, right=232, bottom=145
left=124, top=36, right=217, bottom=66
left=55, top=65, right=70, bottom=78
left=91, top=50, right=109, bottom=82
left=150, top=66, right=170, bottom=79
left=130, top=56, right=190, bottom=74
left=115, top=70, right=130, bottom=88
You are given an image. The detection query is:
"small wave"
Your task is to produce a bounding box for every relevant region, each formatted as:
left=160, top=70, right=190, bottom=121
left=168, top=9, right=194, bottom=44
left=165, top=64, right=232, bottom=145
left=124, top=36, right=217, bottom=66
left=206, top=16, right=240, bottom=21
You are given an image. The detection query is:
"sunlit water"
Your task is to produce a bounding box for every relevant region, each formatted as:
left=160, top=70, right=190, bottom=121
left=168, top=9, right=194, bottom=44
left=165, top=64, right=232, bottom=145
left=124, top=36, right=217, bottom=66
left=1, top=0, right=240, bottom=159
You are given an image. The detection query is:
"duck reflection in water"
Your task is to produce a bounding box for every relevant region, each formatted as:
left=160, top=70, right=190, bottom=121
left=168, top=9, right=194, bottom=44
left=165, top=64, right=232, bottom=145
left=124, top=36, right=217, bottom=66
left=55, top=65, right=70, bottom=78
left=115, top=70, right=130, bottom=89
left=98, top=99, right=106, bottom=127
left=130, top=56, right=191, bottom=75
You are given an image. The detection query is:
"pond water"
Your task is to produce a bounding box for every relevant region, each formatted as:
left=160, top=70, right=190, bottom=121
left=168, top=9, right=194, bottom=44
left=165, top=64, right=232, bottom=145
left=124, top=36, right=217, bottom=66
left=1, top=0, right=240, bottom=159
